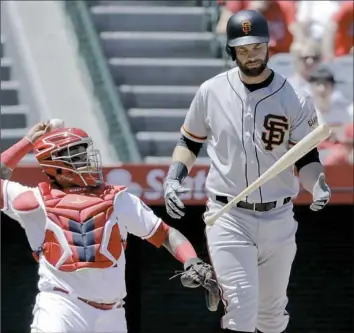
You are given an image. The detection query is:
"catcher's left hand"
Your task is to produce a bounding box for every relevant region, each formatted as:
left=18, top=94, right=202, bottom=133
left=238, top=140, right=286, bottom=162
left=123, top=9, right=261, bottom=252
left=178, top=258, right=220, bottom=312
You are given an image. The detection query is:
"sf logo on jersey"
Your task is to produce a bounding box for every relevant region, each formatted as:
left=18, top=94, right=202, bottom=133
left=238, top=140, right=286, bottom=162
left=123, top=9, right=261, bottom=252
left=242, top=20, right=252, bottom=35
left=262, top=114, right=289, bottom=151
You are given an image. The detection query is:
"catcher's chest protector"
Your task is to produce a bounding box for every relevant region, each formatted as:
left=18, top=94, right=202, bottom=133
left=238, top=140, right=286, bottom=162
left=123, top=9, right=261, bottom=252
left=35, top=182, right=127, bottom=272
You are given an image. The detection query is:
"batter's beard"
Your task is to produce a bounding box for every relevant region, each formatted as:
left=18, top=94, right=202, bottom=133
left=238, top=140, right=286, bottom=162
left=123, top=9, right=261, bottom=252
left=236, top=49, right=269, bottom=77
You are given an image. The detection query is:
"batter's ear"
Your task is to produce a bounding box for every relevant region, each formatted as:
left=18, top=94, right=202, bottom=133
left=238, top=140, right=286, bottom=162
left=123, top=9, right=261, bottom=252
left=225, top=44, right=236, bottom=61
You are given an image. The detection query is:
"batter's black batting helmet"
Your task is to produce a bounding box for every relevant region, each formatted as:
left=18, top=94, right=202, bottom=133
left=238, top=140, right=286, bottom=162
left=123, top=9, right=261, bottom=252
left=225, top=9, right=270, bottom=60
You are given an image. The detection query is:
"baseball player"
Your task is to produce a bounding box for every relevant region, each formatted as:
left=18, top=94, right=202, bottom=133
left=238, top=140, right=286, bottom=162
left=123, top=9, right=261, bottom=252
left=164, top=10, right=331, bottom=333
left=0, top=121, right=220, bottom=333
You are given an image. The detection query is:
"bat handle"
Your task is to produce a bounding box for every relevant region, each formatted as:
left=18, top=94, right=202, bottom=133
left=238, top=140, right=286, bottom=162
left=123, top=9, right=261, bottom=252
left=204, top=198, right=240, bottom=226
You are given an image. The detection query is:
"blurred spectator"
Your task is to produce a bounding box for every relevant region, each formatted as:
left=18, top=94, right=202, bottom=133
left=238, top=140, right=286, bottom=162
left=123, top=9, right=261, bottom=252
left=216, top=1, right=295, bottom=56
left=322, top=123, right=354, bottom=165
left=308, top=64, right=351, bottom=142
left=292, top=1, right=341, bottom=44
left=348, top=102, right=354, bottom=118
left=288, top=40, right=322, bottom=94
left=322, top=1, right=354, bottom=61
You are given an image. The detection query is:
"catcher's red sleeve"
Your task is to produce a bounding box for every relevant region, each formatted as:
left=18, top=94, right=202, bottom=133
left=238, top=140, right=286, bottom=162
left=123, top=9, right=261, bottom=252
left=0, top=179, right=5, bottom=209
left=147, top=221, right=170, bottom=248
left=1, top=137, right=32, bottom=170
left=173, top=241, right=198, bottom=264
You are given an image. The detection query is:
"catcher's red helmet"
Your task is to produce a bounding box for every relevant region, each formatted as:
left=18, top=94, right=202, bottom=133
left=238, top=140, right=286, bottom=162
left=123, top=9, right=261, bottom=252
left=33, top=127, right=103, bottom=187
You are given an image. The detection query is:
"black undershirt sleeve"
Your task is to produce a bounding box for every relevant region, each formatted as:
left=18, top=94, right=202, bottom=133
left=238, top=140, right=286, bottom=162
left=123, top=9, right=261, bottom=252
left=295, top=147, right=321, bottom=172
left=177, top=134, right=204, bottom=157
left=166, top=135, right=204, bottom=183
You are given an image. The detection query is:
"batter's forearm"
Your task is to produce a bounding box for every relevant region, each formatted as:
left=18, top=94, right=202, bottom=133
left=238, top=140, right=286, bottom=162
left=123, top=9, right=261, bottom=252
left=162, top=226, right=198, bottom=267
left=172, top=146, right=197, bottom=172
left=166, top=134, right=204, bottom=183
left=166, top=146, right=197, bottom=183
left=298, top=162, right=324, bottom=194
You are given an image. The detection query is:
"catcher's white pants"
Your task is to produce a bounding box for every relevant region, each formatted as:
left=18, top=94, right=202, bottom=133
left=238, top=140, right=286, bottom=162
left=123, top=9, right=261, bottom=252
left=30, top=291, right=127, bottom=333
left=205, top=200, right=297, bottom=333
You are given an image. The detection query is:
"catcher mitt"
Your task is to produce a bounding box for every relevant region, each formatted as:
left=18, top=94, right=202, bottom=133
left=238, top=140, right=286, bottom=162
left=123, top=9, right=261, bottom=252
left=171, top=258, right=221, bottom=312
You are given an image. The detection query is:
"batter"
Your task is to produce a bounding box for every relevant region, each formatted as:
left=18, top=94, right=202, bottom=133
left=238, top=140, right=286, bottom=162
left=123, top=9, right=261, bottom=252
left=164, top=10, right=331, bottom=333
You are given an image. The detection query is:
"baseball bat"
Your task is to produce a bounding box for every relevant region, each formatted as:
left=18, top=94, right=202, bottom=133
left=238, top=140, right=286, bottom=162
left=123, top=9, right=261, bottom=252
left=204, top=124, right=331, bottom=226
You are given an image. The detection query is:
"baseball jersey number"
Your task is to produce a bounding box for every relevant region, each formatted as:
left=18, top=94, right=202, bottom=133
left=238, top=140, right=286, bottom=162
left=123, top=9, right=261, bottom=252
left=262, top=114, right=289, bottom=151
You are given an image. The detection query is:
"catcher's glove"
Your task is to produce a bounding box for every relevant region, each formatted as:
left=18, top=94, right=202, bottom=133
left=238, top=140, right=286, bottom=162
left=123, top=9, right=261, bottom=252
left=171, top=258, right=221, bottom=312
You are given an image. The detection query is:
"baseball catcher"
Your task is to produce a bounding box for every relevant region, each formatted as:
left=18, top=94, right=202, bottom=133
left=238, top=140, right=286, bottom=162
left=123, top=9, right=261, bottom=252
left=0, top=120, right=220, bottom=333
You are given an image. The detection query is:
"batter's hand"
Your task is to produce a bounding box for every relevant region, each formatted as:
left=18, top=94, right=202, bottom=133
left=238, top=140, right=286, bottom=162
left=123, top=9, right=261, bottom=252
left=310, top=173, right=331, bottom=211
left=164, top=179, right=190, bottom=219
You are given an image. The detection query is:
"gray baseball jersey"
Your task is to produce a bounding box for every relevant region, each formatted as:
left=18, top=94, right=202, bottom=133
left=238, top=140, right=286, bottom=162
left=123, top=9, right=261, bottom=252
left=181, top=67, right=318, bottom=203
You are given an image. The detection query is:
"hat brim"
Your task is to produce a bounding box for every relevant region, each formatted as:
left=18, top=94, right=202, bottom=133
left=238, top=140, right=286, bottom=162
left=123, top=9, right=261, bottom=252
left=228, top=36, right=269, bottom=47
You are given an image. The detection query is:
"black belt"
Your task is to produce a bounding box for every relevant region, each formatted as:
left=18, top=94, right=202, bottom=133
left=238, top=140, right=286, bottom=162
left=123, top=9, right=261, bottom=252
left=215, top=195, right=291, bottom=212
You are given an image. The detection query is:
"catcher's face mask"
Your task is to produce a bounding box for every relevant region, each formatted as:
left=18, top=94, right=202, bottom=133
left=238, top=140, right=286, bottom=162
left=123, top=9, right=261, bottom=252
left=34, top=127, right=103, bottom=187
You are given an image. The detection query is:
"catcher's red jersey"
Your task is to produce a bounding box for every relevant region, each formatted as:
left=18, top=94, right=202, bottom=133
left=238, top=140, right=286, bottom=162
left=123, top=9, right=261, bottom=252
left=1, top=179, right=164, bottom=303
left=33, top=183, right=126, bottom=272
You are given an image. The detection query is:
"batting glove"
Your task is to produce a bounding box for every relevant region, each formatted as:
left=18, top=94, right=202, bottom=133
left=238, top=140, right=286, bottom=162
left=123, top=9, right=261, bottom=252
left=163, top=179, right=190, bottom=219
left=310, top=173, right=331, bottom=211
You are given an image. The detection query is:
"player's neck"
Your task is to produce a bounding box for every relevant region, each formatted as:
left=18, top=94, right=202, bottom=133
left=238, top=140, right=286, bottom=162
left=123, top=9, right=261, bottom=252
left=239, top=67, right=273, bottom=85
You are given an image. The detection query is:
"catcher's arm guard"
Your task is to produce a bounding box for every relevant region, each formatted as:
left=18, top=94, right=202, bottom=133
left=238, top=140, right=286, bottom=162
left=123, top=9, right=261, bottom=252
left=178, top=258, right=221, bottom=312
left=0, top=163, right=12, bottom=180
